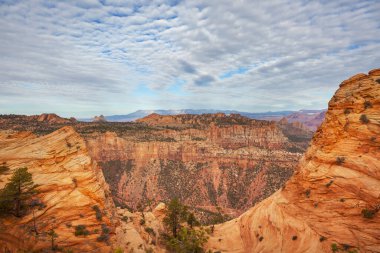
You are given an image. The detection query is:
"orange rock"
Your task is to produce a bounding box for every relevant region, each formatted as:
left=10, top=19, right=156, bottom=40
left=0, top=126, right=115, bottom=252
left=85, top=114, right=310, bottom=216
left=206, top=68, right=380, bottom=252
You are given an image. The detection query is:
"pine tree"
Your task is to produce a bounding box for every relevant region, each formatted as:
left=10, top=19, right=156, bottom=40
left=163, top=198, right=208, bottom=253
left=0, top=167, right=37, bottom=217
left=30, top=199, right=44, bottom=235
left=47, top=229, right=58, bottom=251
left=187, top=212, right=198, bottom=228
left=163, top=198, right=188, bottom=238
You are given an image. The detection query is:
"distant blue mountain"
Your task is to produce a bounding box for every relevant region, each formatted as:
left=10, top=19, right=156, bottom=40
left=80, top=109, right=325, bottom=122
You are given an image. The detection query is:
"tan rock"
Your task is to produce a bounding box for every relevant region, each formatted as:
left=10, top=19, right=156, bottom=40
left=0, top=126, right=115, bottom=252
left=206, top=68, right=380, bottom=253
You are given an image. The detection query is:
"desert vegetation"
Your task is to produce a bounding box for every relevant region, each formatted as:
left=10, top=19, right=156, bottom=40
left=162, top=198, right=209, bottom=253
left=0, top=167, right=38, bottom=217
left=360, top=114, right=369, bottom=124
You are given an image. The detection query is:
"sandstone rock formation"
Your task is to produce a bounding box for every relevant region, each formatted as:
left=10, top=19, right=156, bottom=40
left=114, top=204, right=167, bottom=253
left=0, top=112, right=311, bottom=220
left=85, top=113, right=312, bottom=218
left=93, top=115, right=107, bottom=123
left=37, top=113, right=77, bottom=124
left=207, top=69, right=380, bottom=252
left=0, top=127, right=116, bottom=252
left=283, top=110, right=326, bottom=131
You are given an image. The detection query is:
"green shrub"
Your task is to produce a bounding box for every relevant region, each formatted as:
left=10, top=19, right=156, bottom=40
left=343, top=244, right=351, bottom=250
left=364, top=101, right=373, bottom=109
left=72, top=178, right=77, bottom=187
left=336, top=157, right=345, bottom=165
left=145, top=248, right=153, bottom=253
left=162, top=198, right=208, bottom=252
left=97, top=224, right=110, bottom=242
left=326, top=180, right=334, bottom=187
left=360, top=114, right=369, bottom=124
left=305, top=189, right=311, bottom=198
left=0, top=164, right=9, bottom=174
left=114, top=248, right=124, bottom=253
left=192, top=137, right=206, bottom=141
left=362, top=208, right=376, bottom=219
left=165, top=227, right=208, bottom=253
left=140, top=219, right=146, bottom=225
left=101, top=224, right=110, bottom=234
left=331, top=243, right=339, bottom=252
left=92, top=205, right=102, bottom=221
left=145, top=227, right=156, bottom=236
left=74, top=225, right=90, bottom=236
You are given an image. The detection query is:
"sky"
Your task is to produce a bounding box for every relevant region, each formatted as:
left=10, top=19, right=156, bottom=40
left=0, top=0, right=379, bottom=118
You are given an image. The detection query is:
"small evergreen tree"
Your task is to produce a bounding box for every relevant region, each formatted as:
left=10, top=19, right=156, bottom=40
left=163, top=198, right=208, bottom=253
left=0, top=162, right=9, bottom=174
left=187, top=212, right=198, bottom=228
left=166, top=227, right=208, bottom=253
left=47, top=229, right=58, bottom=251
left=29, top=199, right=45, bottom=235
left=0, top=167, right=37, bottom=217
left=163, top=198, right=188, bottom=238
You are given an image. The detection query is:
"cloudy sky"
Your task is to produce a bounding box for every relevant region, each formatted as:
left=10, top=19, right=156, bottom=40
left=0, top=0, right=379, bottom=117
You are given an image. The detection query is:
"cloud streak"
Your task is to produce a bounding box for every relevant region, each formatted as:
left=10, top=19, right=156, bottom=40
left=0, top=0, right=379, bottom=117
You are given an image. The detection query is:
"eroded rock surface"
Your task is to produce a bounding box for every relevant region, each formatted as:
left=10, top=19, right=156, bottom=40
left=207, top=69, right=380, bottom=253
left=85, top=114, right=311, bottom=218
left=0, top=127, right=116, bottom=252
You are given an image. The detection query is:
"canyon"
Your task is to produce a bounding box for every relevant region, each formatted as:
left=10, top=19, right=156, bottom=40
left=0, top=68, right=378, bottom=252
left=0, top=112, right=312, bottom=219
left=87, top=113, right=312, bottom=218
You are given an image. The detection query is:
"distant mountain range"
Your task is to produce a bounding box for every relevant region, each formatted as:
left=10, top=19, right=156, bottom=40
left=81, top=109, right=326, bottom=123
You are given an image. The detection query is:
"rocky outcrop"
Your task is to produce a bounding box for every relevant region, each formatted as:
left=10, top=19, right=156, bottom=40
left=283, top=110, right=326, bottom=131
left=0, top=114, right=77, bottom=135
left=114, top=204, right=167, bottom=253
left=93, top=115, right=107, bottom=123
left=0, top=127, right=116, bottom=252
left=37, top=113, right=77, bottom=124
left=207, top=69, right=380, bottom=252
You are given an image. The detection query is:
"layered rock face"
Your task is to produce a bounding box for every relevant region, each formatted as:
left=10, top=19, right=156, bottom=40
left=36, top=113, right=77, bottom=124
left=85, top=114, right=312, bottom=217
left=283, top=110, right=326, bottom=131
left=0, top=112, right=312, bottom=219
left=207, top=69, right=380, bottom=252
left=0, top=127, right=116, bottom=252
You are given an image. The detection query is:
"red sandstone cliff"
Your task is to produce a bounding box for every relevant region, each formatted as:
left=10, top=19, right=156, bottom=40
left=0, top=127, right=116, bottom=252
left=85, top=114, right=310, bottom=218
left=206, top=69, right=380, bottom=252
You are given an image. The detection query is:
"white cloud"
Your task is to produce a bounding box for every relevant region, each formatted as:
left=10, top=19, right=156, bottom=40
left=0, top=0, right=379, bottom=117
